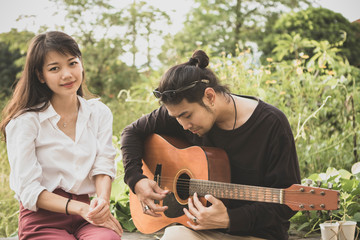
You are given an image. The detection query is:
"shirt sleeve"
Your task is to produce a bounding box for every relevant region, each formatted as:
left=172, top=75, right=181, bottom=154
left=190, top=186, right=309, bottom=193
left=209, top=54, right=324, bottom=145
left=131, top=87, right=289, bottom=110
left=5, top=114, right=46, bottom=211
left=121, top=105, right=182, bottom=193
left=227, top=123, right=301, bottom=238
left=89, top=102, right=117, bottom=180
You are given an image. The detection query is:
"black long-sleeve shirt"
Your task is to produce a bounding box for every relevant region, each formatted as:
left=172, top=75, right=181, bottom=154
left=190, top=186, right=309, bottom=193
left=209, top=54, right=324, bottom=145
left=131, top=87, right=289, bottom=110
left=121, top=95, right=301, bottom=240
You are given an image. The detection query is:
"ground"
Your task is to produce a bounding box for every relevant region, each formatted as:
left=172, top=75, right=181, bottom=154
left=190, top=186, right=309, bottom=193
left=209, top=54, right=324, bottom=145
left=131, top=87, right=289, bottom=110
left=0, top=230, right=321, bottom=240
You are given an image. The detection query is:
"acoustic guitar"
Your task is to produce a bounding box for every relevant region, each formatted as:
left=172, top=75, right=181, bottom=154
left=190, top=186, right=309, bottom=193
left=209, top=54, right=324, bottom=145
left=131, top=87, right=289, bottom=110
left=129, top=134, right=339, bottom=234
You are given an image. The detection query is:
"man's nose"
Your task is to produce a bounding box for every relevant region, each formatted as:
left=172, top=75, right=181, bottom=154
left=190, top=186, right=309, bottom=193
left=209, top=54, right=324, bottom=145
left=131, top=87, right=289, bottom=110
left=177, top=118, right=192, bottom=130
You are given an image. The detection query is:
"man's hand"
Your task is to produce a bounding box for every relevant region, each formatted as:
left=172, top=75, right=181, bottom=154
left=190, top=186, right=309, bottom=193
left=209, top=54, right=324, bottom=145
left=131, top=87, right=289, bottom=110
left=134, top=178, right=169, bottom=217
left=184, top=193, right=230, bottom=230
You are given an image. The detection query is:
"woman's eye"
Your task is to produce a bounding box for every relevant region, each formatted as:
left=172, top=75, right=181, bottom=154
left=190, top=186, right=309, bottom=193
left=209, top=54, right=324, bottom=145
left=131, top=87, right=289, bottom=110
left=49, top=67, right=58, bottom=71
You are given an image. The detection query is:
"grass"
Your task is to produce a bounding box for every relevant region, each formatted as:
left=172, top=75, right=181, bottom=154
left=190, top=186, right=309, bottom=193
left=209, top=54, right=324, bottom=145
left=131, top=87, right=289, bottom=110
left=0, top=141, right=19, bottom=237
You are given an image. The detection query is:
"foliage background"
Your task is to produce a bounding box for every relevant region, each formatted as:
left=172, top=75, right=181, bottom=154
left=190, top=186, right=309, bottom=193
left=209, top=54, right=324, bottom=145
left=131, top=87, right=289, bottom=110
left=0, top=0, right=359, bottom=237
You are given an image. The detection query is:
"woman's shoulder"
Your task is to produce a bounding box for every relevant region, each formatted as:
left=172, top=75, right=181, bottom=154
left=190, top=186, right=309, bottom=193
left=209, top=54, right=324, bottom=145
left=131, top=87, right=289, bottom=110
left=6, top=111, right=40, bottom=132
left=81, top=97, right=112, bottom=115
left=11, top=110, right=39, bottom=122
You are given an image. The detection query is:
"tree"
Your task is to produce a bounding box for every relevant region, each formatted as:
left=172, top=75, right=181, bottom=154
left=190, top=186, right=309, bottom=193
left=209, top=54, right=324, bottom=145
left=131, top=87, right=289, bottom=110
left=50, top=0, right=140, bottom=96
left=260, top=7, right=360, bottom=67
left=0, top=42, right=23, bottom=96
left=0, top=29, right=34, bottom=97
left=159, top=0, right=312, bottom=65
left=121, top=0, right=170, bottom=68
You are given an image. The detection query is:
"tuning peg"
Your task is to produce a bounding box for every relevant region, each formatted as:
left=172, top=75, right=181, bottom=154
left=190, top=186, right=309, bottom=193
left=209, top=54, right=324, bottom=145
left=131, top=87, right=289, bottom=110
left=305, top=179, right=313, bottom=186
left=317, top=180, right=322, bottom=187
left=327, top=182, right=333, bottom=189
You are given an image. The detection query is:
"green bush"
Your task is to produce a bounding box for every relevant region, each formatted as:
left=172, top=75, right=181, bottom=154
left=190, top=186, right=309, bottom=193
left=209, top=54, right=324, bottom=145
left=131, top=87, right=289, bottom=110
left=1, top=37, right=359, bottom=236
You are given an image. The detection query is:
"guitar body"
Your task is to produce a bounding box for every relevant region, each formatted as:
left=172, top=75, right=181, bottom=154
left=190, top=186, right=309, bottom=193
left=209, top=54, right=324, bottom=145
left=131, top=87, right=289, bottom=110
left=129, top=134, right=339, bottom=234
left=129, top=134, right=230, bottom=234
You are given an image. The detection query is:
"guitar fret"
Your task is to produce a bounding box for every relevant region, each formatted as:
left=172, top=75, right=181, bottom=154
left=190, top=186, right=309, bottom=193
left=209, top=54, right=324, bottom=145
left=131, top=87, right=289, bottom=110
left=191, top=180, right=283, bottom=204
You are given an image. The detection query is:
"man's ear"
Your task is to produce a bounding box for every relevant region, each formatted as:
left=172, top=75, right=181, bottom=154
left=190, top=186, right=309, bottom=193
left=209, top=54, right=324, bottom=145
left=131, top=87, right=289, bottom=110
left=203, top=87, right=216, bottom=106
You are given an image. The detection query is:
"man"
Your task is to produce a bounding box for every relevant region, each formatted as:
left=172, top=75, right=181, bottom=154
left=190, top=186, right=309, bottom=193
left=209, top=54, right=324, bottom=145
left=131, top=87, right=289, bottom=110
left=121, top=50, right=301, bottom=240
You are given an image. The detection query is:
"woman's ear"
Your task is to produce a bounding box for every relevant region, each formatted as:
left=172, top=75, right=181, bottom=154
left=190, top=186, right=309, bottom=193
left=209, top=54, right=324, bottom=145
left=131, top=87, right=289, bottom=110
left=36, top=71, right=45, bottom=83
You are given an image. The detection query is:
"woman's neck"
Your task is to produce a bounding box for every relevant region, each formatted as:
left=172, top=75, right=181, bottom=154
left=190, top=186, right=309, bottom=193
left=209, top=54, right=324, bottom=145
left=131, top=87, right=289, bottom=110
left=50, top=94, right=79, bottom=116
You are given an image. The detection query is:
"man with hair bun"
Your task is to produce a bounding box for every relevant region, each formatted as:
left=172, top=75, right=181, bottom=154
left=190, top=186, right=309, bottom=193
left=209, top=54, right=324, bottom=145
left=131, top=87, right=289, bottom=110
left=121, top=50, right=300, bottom=240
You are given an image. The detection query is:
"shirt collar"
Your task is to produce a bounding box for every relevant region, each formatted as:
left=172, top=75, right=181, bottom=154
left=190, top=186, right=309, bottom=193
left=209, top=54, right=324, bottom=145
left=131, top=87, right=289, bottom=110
left=38, top=96, right=92, bottom=123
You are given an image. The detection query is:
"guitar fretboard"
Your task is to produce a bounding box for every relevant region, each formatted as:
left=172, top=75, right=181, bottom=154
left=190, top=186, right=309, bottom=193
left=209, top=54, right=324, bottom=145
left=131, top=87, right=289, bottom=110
left=189, top=179, right=283, bottom=204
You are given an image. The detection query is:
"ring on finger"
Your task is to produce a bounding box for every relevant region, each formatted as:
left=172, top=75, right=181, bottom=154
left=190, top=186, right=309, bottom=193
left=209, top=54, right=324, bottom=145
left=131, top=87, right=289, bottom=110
left=143, top=205, right=150, bottom=212
left=192, top=216, right=197, bottom=223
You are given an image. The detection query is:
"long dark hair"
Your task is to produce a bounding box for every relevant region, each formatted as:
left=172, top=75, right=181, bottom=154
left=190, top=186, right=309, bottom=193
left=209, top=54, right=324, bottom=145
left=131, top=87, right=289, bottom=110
left=0, top=31, right=91, bottom=140
left=157, top=50, right=230, bottom=105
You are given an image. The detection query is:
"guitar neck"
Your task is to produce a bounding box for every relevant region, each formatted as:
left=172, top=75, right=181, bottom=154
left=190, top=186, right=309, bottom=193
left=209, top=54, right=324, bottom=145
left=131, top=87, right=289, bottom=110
left=189, top=179, right=283, bottom=204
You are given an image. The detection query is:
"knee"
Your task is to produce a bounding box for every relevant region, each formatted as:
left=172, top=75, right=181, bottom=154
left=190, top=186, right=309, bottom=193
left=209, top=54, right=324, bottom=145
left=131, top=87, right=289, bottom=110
left=161, top=226, right=193, bottom=240
left=102, top=230, right=121, bottom=240
left=101, top=230, right=121, bottom=240
left=89, top=229, right=121, bottom=240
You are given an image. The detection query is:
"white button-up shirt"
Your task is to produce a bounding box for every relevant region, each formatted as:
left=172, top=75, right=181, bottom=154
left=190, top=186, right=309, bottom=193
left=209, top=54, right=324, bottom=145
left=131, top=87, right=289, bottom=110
left=5, top=96, right=116, bottom=211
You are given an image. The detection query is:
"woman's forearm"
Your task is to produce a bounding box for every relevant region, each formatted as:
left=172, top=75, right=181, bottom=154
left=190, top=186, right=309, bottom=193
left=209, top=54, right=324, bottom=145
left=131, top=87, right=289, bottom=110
left=94, top=174, right=112, bottom=201
left=36, top=190, right=88, bottom=216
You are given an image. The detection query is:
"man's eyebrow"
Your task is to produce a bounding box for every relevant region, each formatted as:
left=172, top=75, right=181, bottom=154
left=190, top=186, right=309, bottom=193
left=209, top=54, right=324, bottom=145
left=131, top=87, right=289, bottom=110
left=169, top=111, right=187, bottom=119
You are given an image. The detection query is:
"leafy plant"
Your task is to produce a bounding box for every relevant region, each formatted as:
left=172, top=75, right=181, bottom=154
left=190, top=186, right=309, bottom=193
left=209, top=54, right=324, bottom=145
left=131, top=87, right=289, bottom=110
left=290, top=162, right=360, bottom=236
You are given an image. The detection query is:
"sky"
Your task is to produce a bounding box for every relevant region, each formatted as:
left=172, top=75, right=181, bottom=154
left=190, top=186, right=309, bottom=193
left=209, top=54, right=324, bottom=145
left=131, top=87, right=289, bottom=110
left=0, top=0, right=359, bottom=66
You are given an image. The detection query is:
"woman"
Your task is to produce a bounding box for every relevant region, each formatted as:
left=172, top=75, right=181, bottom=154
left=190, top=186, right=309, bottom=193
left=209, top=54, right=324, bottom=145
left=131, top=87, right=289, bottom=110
left=0, top=31, right=122, bottom=239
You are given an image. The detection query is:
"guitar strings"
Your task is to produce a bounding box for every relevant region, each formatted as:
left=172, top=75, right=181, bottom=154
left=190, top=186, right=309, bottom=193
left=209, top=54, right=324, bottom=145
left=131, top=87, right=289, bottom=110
left=155, top=177, right=283, bottom=199
left=154, top=176, right=331, bottom=196
left=151, top=174, right=334, bottom=210
left=155, top=176, right=329, bottom=193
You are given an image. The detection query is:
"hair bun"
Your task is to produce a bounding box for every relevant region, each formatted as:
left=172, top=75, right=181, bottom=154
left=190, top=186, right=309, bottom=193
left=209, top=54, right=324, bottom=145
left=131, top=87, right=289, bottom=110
left=191, top=50, right=209, bottom=69
left=188, top=57, right=199, bottom=66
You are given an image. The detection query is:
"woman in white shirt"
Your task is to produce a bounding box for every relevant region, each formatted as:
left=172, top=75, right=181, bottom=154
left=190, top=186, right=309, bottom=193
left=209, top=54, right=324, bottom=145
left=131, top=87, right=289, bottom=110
left=0, top=31, right=123, bottom=239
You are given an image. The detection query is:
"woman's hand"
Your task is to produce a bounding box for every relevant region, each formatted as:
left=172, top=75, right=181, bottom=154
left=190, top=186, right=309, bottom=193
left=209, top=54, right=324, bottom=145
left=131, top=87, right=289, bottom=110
left=86, top=197, right=110, bottom=224
left=99, top=214, right=123, bottom=236
left=78, top=201, right=123, bottom=236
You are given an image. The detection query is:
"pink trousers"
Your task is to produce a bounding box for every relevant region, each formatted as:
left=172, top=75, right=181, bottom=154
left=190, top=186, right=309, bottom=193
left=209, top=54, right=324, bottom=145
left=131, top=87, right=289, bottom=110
left=18, top=189, right=121, bottom=240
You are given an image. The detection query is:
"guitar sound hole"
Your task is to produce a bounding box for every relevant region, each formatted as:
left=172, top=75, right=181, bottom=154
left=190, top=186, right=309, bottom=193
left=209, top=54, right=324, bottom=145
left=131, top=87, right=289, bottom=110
left=176, top=173, right=190, bottom=200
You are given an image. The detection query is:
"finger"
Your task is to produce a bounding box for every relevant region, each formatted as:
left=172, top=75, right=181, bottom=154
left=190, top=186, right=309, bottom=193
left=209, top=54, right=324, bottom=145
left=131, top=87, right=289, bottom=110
left=147, top=190, right=168, bottom=201
left=145, top=201, right=168, bottom=213
left=87, top=203, right=105, bottom=218
left=89, top=210, right=110, bottom=224
left=144, top=205, right=166, bottom=217
left=192, top=192, right=205, bottom=210
left=88, top=198, right=109, bottom=217
left=204, top=194, right=219, bottom=205
left=187, top=196, right=199, bottom=216
left=183, top=207, right=196, bottom=220
left=89, top=198, right=98, bottom=211
left=152, top=183, right=169, bottom=195
left=110, top=215, right=123, bottom=235
left=104, top=217, right=122, bottom=236
left=112, top=215, right=123, bottom=234
left=187, top=220, right=203, bottom=230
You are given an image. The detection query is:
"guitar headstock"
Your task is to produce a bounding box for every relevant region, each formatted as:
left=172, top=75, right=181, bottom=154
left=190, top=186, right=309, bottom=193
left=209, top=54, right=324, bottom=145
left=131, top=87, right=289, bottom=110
left=284, top=184, right=339, bottom=211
